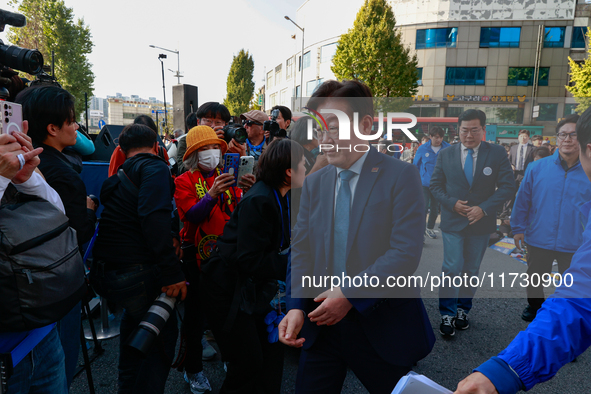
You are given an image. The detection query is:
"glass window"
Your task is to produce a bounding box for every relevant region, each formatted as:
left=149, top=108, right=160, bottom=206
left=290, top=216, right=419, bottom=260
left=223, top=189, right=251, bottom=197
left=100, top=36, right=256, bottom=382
left=267, top=71, right=273, bottom=89
left=321, top=43, right=338, bottom=63
left=446, top=107, right=464, bottom=117
left=275, top=64, right=282, bottom=85
left=303, top=51, right=311, bottom=69
left=537, top=103, right=558, bottom=121
left=480, top=27, right=521, bottom=48
left=295, top=85, right=301, bottom=98
left=572, top=27, right=587, bottom=49
left=286, top=57, right=293, bottom=80
left=564, top=103, right=578, bottom=116
left=507, top=67, right=549, bottom=86
left=544, top=27, right=566, bottom=48
left=445, top=67, right=486, bottom=85
left=417, top=68, right=423, bottom=86
left=416, top=28, right=458, bottom=49
left=270, top=93, right=277, bottom=107
left=306, top=79, right=323, bottom=96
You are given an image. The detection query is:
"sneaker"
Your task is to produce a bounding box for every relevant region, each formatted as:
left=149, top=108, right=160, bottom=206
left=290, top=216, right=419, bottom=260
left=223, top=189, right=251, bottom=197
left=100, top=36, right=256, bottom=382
left=184, top=371, right=212, bottom=394
left=521, top=305, right=537, bottom=322
left=426, top=229, right=437, bottom=239
left=439, top=315, right=455, bottom=337
left=202, top=336, right=217, bottom=361
left=454, top=308, right=469, bottom=330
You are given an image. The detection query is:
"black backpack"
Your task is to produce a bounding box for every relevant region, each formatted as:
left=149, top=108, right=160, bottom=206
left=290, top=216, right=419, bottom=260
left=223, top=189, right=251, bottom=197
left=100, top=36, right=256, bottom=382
left=0, top=191, right=87, bottom=332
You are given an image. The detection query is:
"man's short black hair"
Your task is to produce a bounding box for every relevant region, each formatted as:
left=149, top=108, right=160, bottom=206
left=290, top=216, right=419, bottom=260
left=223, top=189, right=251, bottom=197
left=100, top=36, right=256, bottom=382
left=256, top=138, right=304, bottom=190
left=576, top=108, right=591, bottom=152
left=290, top=116, right=313, bottom=146
left=196, top=102, right=231, bottom=122
left=532, top=135, right=543, bottom=141
left=429, top=126, right=445, bottom=138
left=533, top=146, right=551, bottom=159
left=272, top=105, right=292, bottom=121
left=307, top=80, right=373, bottom=120
left=134, top=114, right=158, bottom=133
left=556, top=114, right=579, bottom=134
left=458, top=109, right=486, bottom=128
left=15, top=85, right=76, bottom=145
left=518, top=129, right=530, bottom=137
left=186, top=112, right=198, bottom=131
left=119, top=124, right=157, bottom=154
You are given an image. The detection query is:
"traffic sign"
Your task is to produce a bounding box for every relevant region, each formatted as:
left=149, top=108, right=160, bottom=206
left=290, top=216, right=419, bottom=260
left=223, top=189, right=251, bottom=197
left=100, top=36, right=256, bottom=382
left=98, top=120, right=106, bottom=129
left=258, top=94, right=263, bottom=106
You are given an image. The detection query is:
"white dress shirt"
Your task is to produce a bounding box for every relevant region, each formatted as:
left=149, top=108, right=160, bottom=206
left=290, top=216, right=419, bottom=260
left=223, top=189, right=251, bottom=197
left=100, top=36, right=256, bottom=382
left=516, top=142, right=528, bottom=171
left=334, top=150, right=369, bottom=209
left=460, top=142, right=481, bottom=176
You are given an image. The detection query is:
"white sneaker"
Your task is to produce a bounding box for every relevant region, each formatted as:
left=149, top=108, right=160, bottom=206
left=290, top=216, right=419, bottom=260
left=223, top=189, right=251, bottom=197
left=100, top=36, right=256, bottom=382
left=184, top=371, right=212, bottom=394
left=201, top=336, right=217, bottom=361
left=426, top=229, right=437, bottom=239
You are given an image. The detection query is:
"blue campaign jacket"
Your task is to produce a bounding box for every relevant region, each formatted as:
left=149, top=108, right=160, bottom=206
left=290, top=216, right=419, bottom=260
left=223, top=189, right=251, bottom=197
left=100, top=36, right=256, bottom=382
left=511, top=150, right=591, bottom=253
left=476, top=200, right=591, bottom=393
left=413, top=140, right=451, bottom=187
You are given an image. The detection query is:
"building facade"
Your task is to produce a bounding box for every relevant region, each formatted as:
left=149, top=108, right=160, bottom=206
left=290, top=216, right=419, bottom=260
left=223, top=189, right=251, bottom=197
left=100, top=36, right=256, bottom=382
left=264, top=0, right=591, bottom=137
left=107, top=93, right=172, bottom=131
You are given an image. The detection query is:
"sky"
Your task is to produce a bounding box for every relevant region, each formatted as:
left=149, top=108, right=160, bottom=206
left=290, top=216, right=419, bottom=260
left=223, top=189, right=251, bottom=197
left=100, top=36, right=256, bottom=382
left=1, top=0, right=306, bottom=103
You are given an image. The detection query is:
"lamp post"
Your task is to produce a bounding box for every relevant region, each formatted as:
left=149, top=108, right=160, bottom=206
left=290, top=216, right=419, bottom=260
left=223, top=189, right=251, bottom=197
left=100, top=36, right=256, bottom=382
left=284, top=15, right=304, bottom=110
left=149, top=44, right=182, bottom=84
left=158, top=54, right=168, bottom=135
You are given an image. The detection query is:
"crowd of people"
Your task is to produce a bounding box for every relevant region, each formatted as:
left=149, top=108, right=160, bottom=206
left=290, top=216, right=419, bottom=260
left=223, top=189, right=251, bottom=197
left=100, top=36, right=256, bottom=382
left=1, top=78, right=591, bottom=394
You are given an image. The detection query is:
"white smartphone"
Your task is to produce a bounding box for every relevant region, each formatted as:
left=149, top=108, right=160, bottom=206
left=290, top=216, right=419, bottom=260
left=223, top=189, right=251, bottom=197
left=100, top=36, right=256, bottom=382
left=1, top=102, right=23, bottom=135
left=237, top=156, right=254, bottom=186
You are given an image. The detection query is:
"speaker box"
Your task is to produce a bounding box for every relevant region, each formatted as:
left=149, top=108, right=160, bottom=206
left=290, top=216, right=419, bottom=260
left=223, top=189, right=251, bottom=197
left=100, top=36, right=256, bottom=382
left=173, top=84, right=198, bottom=133
left=84, top=124, right=166, bottom=162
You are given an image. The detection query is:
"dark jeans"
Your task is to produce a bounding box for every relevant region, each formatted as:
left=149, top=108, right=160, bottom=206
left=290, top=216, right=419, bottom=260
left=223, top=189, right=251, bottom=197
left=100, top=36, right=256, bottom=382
left=57, top=302, right=81, bottom=390
left=181, top=256, right=204, bottom=374
left=422, top=186, right=439, bottom=230
left=295, top=320, right=411, bottom=394
left=90, top=263, right=178, bottom=394
left=526, top=245, right=574, bottom=310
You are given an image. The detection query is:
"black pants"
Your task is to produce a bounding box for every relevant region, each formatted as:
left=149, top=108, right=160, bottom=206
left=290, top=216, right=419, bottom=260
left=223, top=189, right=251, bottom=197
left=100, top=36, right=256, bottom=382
left=526, top=244, right=574, bottom=310
left=422, top=186, right=439, bottom=230
left=500, top=170, right=525, bottom=219
left=295, top=319, right=411, bottom=394
left=181, top=257, right=205, bottom=374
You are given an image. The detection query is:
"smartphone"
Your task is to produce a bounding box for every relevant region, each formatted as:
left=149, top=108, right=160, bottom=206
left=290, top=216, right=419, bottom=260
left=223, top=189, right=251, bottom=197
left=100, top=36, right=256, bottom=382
left=237, top=156, right=254, bottom=186
left=1, top=102, right=23, bottom=135
left=223, top=153, right=240, bottom=186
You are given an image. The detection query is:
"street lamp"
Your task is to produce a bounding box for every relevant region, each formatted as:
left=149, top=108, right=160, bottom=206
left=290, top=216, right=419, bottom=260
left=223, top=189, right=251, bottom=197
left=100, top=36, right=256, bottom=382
left=284, top=15, right=304, bottom=110
left=158, top=54, right=168, bottom=135
left=149, top=44, right=182, bottom=84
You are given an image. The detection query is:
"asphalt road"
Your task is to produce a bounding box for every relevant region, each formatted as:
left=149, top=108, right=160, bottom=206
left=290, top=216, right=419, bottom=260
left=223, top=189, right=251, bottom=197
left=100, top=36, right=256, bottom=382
left=71, top=228, right=590, bottom=394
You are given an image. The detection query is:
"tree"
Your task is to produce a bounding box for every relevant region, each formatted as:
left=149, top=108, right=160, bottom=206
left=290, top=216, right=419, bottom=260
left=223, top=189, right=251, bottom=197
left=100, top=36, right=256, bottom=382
left=223, top=49, right=255, bottom=116
left=567, top=29, right=591, bottom=113
left=331, top=0, right=418, bottom=103
left=8, top=0, right=94, bottom=121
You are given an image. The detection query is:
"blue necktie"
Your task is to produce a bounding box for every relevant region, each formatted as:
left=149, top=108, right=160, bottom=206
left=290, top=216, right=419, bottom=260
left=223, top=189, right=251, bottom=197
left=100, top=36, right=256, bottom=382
left=333, top=170, right=355, bottom=276
left=464, top=148, right=474, bottom=186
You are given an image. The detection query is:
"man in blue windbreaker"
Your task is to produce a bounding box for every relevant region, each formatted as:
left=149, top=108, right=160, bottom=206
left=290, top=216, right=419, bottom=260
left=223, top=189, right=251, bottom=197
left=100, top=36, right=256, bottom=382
left=413, top=126, right=450, bottom=240
left=454, top=106, right=591, bottom=394
left=510, top=114, right=591, bottom=322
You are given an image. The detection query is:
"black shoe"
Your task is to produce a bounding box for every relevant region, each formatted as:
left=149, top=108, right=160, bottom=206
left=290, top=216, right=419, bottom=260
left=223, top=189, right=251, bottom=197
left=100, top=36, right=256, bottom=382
left=439, top=315, right=455, bottom=337
left=521, top=305, right=538, bottom=322
left=454, top=308, right=469, bottom=330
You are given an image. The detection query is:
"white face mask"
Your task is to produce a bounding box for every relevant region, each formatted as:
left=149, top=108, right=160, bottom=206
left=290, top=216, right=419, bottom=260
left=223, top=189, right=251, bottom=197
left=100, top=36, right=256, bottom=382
left=198, top=149, right=221, bottom=172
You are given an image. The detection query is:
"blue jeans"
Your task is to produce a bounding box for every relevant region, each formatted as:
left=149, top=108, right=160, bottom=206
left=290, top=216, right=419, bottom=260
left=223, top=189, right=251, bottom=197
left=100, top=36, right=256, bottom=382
left=7, top=326, right=68, bottom=394
left=57, top=302, right=81, bottom=389
left=439, top=230, right=490, bottom=316
left=90, top=263, right=178, bottom=394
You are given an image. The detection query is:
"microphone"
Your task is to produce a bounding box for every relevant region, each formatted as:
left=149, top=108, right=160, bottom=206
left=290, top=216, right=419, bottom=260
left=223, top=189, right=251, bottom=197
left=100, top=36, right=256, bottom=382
left=0, top=9, right=27, bottom=28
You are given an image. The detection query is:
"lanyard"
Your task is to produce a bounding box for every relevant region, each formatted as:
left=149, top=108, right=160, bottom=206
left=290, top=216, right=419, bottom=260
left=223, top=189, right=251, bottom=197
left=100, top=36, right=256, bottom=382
left=273, top=189, right=290, bottom=249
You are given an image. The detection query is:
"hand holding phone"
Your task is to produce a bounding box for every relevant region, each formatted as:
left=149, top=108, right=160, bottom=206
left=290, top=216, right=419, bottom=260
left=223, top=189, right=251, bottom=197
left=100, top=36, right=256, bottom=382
left=1, top=102, right=23, bottom=136
left=223, top=153, right=240, bottom=187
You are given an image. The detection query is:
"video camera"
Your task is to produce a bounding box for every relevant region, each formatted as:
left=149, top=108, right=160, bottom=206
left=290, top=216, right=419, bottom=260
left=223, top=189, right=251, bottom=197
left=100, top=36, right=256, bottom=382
left=263, top=109, right=287, bottom=143
left=222, top=121, right=248, bottom=144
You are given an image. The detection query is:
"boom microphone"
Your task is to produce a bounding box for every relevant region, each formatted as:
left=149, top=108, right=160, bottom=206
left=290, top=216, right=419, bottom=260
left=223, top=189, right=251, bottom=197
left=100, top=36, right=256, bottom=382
left=0, top=9, right=27, bottom=29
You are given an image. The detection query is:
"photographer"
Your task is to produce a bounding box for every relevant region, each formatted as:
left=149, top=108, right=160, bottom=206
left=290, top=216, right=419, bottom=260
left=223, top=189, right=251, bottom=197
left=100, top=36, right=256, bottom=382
left=201, top=139, right=306, bottom=393
left=194, top=102, right=246, bottom=157
left=241, top=110, right=269, bottom=165
left=0, top=125, right=68, bottom=393
left=271, top=105, right=292, bottom=135
left=90, top=124, right=186, bottom=394
left=289, top=116, right=328, bottom=176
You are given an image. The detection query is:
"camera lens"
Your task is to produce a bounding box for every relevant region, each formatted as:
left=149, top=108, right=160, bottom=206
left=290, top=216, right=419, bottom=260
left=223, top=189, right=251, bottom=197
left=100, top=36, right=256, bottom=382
left=0, top=43, right=44, bottom=75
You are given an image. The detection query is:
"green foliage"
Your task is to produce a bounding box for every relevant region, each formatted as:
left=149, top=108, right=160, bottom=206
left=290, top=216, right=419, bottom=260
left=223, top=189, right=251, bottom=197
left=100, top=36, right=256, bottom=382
left=223, top=49, right=255, bottom=116
left=331, top=0, right=418, bottom=103
left=8, top=0, right=94, bottom=121
left=566, top=29, right=591, bottom=113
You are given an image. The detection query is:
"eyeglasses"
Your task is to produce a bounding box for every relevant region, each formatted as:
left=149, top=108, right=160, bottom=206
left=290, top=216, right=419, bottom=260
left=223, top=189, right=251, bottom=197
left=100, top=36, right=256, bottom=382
left=459, top=128, right=483, bottom=135
left=557, top=132, right=577, bottom=140
left=199, top=118, right=226, bottom=127
left=244, top=120, right=262, bottom=127
left=315, top=127, right=340, bottom=141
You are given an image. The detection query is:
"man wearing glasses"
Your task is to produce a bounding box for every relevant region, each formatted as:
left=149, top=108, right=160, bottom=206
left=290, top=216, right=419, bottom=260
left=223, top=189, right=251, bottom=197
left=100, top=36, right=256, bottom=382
left=240, top=110, right=269, bottom=165
left=510, top=114, right=591, bottom=322
left=430, top=109, right=514, bottom=337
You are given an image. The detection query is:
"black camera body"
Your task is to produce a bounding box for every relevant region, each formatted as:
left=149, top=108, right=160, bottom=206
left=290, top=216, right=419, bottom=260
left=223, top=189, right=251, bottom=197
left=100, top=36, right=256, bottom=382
left=222, top=122, right=248, bottom=144
left=263, top=109, right=287, bottom=143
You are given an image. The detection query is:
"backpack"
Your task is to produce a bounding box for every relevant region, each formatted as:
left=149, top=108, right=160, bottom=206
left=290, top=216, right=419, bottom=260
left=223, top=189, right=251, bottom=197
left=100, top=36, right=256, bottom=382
left=0, top=192, right=87, bottom=332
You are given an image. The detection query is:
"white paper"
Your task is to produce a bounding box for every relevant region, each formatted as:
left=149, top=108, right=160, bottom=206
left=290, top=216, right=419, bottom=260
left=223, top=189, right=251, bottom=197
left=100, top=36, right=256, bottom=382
left=391, top=372, right=453, bottom=394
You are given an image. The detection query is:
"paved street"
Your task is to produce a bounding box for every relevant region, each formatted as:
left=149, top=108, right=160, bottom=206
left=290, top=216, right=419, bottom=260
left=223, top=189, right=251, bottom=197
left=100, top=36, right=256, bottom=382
left=71, top=226, right=590, bottom=394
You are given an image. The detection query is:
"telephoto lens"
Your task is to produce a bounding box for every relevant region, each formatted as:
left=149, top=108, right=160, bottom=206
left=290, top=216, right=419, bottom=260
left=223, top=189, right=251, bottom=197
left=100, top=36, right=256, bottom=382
left=0, top=40, right=44, bottom=75
left=125, top=293, right=176, bottom=357
left=223, top=124, right=248, bottom=144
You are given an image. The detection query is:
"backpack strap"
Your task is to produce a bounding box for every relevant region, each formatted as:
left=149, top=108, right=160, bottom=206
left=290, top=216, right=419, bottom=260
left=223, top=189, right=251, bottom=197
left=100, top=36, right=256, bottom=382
left=117, top=168, right=139, bottom=198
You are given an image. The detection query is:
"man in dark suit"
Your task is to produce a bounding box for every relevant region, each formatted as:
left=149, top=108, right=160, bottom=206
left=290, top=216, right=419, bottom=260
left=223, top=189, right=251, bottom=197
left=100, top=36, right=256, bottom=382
left=430, top=109, right=515, bottom=337
left=279, top=80, right=435, bottom=394
left=500, top=130, right=535, bottom=221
